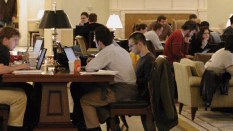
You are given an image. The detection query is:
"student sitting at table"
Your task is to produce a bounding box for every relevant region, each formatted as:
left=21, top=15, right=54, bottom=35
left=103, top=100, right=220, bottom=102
left=70, top=25, right=138, bottom=131
left=0, top=64, right=27, bottom=131
left=0, top=27, right=40, bottom=130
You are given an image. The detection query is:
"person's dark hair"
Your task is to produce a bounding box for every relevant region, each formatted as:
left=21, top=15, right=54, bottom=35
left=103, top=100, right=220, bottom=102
left=181, top=20, right=198, bottom=31
left=94, top=25, right=113, bottom=46
left=200, top=21, right=210, bottom=28
left=196, top=26, right=210, bottom=43
left=0, top=27, right=20, bottom=43
left=189, top=14, right=197, bottom=20
left=81, top=12, right=89, bottom=18
left=157, top=15, right=167, bottom=22
left=153, top=23, right=163, bottom=31
left=129, top=32, right=147, bottom=45
left=224, top=35, right=233, bottom=53
left=230, top=15, right=233, bottom=25
left=135, top=24, right=147, bottom=31
left=89, top=13, right=97, bottom=23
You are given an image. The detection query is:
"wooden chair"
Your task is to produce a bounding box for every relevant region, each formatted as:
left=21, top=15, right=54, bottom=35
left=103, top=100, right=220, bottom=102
left=108, top=100, right=155, bottom=131
left=0, top=104, right=10, bottom=131
left=75, top=35, right=99, bottom=55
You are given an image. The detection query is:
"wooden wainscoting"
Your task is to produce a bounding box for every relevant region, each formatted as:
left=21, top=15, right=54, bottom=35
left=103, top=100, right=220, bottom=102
left=125, top=13, right=191, bottom=38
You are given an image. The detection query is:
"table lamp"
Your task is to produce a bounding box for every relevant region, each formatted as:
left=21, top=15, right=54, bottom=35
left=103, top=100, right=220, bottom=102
left=39, top=9, right=71, bottom=61
left=106, top=14, right=123, bottom=38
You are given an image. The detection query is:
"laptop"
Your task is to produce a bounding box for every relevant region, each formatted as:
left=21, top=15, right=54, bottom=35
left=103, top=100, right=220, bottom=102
left=13, top=48, right=47, bottom=74
left=33, top=39, right=43, bottom=54
left=64, top=47, right=77, bottom=61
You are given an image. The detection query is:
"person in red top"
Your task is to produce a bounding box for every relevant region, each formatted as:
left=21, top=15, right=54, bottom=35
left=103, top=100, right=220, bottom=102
left=163, top=20, right=197, bottom=64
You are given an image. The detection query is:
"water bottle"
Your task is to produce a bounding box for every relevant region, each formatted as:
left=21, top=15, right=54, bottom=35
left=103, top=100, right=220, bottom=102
left=74, top=57, right=81, bottom=73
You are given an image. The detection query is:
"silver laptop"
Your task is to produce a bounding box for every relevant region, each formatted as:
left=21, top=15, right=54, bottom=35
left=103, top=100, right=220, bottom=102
left=33, top=39, right=43, bottom=54
left=64, top=47, right=77, bottom=61
left=13, top=48, right=47, bottom=74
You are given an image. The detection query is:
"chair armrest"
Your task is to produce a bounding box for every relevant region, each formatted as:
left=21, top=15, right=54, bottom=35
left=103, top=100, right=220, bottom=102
left=189, top=76, right=201, bottom=87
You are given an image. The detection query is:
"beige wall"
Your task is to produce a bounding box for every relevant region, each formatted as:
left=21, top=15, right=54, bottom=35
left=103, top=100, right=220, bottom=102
left=110, top=0, right=207, bottom=38
left=207, top=0, right=233, bottom=33
left=22, top=0, right=232, bottom=48
left=24, top=0, right=109, bottom=55
left=62, top=0, right=109, bottom=27
left=27, top=0, right=44, bottom=20
left=60, top=0, right=109, bottom=47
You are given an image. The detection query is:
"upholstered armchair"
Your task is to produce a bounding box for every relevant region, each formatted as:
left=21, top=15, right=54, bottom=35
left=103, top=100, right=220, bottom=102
left=171, top=19, right=186, bottom=31
left=173, top=58, right=233, bottom=120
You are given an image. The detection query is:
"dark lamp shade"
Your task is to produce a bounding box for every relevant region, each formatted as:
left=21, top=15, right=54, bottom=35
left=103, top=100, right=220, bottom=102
left=39, top=10, right=72, bottom=29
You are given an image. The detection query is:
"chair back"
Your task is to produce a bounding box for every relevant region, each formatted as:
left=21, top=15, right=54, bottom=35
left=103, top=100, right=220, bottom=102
left=180, top=58, right=205, bottom=77
left=173, top=62, right=192, bottom=105
left=172, top=19, right=186, bottom=31
left=210, top=32, right=222, bottom=44
left=76, top=35, right=87, bottom=55
left=193, top=53, right=213, bottom=64
left=146, top=40, right=157, bottom=57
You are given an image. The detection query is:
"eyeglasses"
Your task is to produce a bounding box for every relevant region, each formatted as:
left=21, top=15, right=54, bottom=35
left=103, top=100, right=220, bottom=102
left=128, top=44, right=136, bottom=48
left=129, top=40, right=138, bottom=48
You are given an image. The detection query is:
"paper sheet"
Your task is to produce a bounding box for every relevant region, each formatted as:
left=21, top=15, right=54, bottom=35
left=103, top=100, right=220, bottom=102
left=80, top=70, right=118, bottom=75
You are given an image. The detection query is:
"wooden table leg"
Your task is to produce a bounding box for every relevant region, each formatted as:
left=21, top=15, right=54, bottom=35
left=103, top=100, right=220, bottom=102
left=37, top=82, right=75, bottom=129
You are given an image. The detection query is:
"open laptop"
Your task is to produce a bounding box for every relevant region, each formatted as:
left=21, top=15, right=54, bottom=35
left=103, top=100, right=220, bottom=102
left=33, top=39, right=43, bottom=54
left=13, top=48, right=47, bottom=74
left=64, top=47, right=77, bottom=61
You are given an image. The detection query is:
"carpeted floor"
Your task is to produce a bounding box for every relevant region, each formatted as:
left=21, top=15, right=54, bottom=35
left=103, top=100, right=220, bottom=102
left=100, top=105, right=233, bottom=131
left=100, top=115, right=201, bottom=131
left=179, top=106, right=233, bottom=131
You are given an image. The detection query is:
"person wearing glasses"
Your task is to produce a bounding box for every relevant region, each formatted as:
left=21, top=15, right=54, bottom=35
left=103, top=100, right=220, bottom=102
left=128, top=32, right=155, bottom=102
left=79, top=12, right=89, bottom=26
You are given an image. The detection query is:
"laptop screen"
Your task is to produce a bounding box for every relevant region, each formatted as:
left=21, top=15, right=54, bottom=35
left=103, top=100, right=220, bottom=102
left=64, top=47, right=77, bottom=61
left=34, top=39, right=43, bottom=54
left=36, top=48, right=47, bottom=70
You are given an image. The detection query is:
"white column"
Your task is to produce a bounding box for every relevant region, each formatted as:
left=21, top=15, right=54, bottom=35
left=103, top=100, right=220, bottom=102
left=18, top=0, right=27, bottom=46
left=43, top=0, right=53, bottom=56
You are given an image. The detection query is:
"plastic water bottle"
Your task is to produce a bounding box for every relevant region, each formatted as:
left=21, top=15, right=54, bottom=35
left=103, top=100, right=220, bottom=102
left=74, top=57, right=81, bottom=73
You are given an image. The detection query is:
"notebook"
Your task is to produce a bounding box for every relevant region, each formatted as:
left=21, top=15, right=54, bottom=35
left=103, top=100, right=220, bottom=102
left=13, top=48, right=47, bottom=74
left=64, top=47, right=77, bottom=61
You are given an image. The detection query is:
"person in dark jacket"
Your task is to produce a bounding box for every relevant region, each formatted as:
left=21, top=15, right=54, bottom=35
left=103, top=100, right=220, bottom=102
left=189, top=27, right=211, bottom=55
left=128, top=32, right=155, bottom=101
left=76, top=13, right=102, bottom=49
left=79, top=12, right=89, bottom=26
left=128, top=32, right=156, bottom=130
left=222, top=15, right=233, bottom=41
left=0, top=0, right=17, bottom=27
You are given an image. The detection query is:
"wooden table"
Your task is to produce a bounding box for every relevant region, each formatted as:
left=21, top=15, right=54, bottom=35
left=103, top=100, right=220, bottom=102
left=2, top=72, right=114, bottom=129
